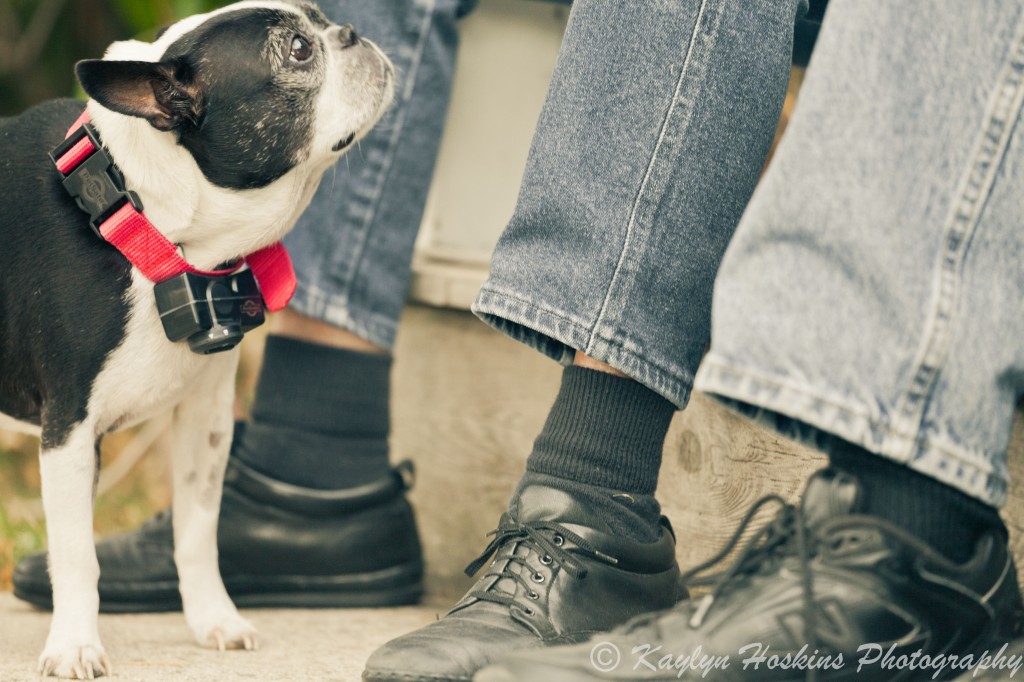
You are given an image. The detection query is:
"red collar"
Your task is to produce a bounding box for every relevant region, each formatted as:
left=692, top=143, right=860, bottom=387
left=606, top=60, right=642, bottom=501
left=50, top=110, right=296, bottom=312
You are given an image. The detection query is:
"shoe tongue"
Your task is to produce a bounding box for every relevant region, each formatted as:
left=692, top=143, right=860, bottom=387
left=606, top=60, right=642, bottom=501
left=479, top=486, right=595, bottom=600
left=489, top=542, right=533, bottom=596
left=512, top=484, right=615, bottom=533
left=800, top=468, right=863, bottom=530
left=484, top=485, right=613, bottom=599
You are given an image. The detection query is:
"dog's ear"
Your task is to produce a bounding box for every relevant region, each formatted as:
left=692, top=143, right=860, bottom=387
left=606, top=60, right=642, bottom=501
left=75, top=59, right=202, bottom=131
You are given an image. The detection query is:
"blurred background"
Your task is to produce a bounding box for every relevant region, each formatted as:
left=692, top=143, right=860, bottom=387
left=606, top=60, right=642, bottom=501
left=0, top=0, right=230, bottom=115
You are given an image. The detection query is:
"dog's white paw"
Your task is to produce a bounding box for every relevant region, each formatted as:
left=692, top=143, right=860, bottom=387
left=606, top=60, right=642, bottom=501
left=38, top=642, right=111, bottom=679
left=190, top=608, right=259, bottom=652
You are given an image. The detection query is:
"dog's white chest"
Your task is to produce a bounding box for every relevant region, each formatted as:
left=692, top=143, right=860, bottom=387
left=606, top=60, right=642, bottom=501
left=89, top=274, right=238, bottom=432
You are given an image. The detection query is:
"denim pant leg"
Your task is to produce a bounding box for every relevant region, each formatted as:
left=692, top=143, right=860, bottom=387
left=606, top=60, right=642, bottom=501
left=284, top=0, right=475, bottom=349
left=472, top=0, right=807, bottom=407
left=698, top=1, right=1024, bottom=507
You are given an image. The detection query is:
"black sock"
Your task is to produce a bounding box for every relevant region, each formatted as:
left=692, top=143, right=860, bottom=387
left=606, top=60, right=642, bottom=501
left=826, top=438, right=1003, bottom=563
left=235, top=335, right=391, bottom=490
left=511, top=366, right=676, bottom=542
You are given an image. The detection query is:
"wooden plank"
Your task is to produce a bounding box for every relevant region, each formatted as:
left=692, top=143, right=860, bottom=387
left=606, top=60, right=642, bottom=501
left=392, top=305, right=1024, bottom=597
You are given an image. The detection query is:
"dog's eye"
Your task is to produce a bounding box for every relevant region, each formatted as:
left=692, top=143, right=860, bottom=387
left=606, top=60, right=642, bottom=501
left=290, top=35, right=313, bottom=62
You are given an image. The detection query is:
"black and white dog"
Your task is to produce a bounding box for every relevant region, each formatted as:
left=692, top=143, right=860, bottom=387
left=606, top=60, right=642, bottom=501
left=0, top=1, right=393, bottom=677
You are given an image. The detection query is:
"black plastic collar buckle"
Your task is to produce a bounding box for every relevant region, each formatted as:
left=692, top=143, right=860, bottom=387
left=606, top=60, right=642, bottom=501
left=50, top=123, right=144, bottom=238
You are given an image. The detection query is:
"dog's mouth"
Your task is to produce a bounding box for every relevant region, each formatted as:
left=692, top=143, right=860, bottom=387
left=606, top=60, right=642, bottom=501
left=332, top=133, right=356, bottom=152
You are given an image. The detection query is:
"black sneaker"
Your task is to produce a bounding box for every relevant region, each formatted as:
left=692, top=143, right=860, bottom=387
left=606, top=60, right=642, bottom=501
left=362, top=484, right=686, bottom=682
left=475, top=469, right=1024, bottom=681
left=13, top=428, right=423, bottom=612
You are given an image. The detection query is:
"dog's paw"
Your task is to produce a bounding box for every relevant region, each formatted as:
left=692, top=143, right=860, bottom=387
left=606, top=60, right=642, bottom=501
left=38, top=643, right=111, bottom=679
left=191, top=609, right=259, bottom=652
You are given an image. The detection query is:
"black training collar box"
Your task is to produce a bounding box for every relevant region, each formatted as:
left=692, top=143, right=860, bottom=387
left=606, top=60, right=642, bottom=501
left=154, top=270, right=266, bottom=355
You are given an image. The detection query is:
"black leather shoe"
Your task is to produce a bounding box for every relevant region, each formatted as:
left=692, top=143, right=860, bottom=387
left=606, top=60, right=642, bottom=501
left=475, top=469, right=1024, bottom=681
left=362, top=484, right=686, bottom=682
left=13, top=433, right=423, bottom=613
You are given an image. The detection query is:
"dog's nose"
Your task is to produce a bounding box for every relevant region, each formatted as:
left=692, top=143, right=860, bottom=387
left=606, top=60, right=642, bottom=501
left=338, top=24, right=360, bottom=49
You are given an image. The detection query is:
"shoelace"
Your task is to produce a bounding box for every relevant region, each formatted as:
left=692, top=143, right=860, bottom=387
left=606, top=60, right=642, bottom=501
left=463, top=516, right=617, bottom=610
left=679, top=494, right=822, bottom=682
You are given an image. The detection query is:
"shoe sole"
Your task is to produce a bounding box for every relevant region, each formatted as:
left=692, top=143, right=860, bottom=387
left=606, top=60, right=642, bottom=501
left=363, top=673, right=471, bottom=682
left=14, top=562, right=423, bottom=614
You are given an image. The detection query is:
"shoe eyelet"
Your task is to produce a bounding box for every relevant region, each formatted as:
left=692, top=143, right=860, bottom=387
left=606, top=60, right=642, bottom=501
left=532, top=572, right=545, bottom=584
left=523, top=607, right=535, bottom=616
left=552, top=534, right=564, bottom=547
left=528, top=591, right=539, bottom=600
left=540, top=554, right=553, bottom=566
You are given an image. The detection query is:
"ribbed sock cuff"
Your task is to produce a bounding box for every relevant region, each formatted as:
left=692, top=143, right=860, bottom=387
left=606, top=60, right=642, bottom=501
left=525, top=365, right=675, bottom=496
left=827, top=439, right=1003, bottom=563
left=237, top=335, right=391, bottom=489
left=236, top=423, right=390, bottom=489
left=250, top=335, right=390, bottom=437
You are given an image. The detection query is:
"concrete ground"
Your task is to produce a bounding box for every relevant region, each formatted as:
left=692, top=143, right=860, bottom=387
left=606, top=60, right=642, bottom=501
left=4, top=592, right=1021, bottom=681
left=0, top=593, right=441, bottom=682
left=3, top=305, right=1023, bottom=681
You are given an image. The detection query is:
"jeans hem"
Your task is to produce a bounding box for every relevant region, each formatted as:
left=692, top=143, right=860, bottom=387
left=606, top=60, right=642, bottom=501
left=287, top=281, right=399, bottom=350
left=473, top=287, right=692, bottom=408
left=696, top=355, right=1008, bottom=507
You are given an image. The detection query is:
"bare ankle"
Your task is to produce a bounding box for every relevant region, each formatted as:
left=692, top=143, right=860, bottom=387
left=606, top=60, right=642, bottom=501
left=270, top=309, right=386, bottom=354
left=572, top=350, right=629, bottom=378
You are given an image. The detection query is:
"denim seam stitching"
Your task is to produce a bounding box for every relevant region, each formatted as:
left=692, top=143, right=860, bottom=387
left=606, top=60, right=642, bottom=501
left=584, top=333, right=694, bottom=407
left=892, top=18, right=1024, bottom=451
left=910, top=437, right=998, bottom=477
left=700, top=358, right=1000, bottom=481
left=476, top=286, right=596, bottom=331
left=476, top=287, right=694, bottom=406
left=700, top=356, right=875, bottom=423
left=478, top=284, right=698, bottom=382
left=585, top=0, right=712, bottom=355
left=339, top=0, right=437, bottom=298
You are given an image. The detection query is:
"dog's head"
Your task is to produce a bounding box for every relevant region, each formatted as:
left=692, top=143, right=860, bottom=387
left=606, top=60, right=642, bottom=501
left=75, top=0, right=394, bottom=190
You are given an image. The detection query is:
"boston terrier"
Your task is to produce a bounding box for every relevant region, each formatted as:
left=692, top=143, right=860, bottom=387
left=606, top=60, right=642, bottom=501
left=0, top=1, right=394, bottom=677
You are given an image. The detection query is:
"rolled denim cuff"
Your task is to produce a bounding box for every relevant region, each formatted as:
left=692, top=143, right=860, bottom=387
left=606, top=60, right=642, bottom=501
left=696, top=356, right=1011, bottom=509
left=473, top=287, right=692, bottom=409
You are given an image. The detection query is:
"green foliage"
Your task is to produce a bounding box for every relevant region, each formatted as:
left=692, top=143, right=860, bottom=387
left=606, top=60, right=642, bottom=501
left=109, top=0, right=231, bottom=41
left=0, top=500, right=46, bottom=592
left=0, top=432, right=172, bottom=591
left=0, top=439, right=46, bottom=590
left=0, top=0, right=230, bottom=115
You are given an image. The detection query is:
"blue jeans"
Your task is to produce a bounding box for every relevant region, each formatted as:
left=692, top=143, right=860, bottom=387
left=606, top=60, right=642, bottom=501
left=285, top=0, right=477, bottom=349
left=287, top=0, right=798, bottom=351
left=697, top=0, right=1024, bottom=508
left=474, top=0, right=1024, bottom=508
left=473, top=0, right=807, bottom=407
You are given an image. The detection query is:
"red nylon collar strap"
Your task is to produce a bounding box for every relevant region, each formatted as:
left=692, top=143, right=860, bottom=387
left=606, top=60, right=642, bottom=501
left=52, top=110, right=296, bottom=312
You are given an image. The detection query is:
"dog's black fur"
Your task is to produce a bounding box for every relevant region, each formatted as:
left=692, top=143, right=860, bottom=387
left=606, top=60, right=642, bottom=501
left=0, top=100, right=131, bottom=448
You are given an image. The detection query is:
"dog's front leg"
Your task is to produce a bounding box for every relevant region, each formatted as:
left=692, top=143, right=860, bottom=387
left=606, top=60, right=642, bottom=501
left=38, top=421, right=111, bottom=679
left=170, top=351, right=257, bottom=651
